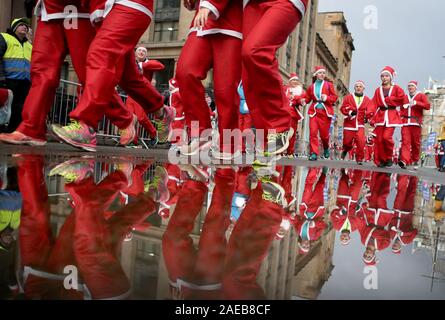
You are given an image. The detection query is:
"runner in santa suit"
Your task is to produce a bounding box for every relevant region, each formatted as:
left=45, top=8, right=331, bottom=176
left=294, top=167, right=327, bottom=254
left=51, top=0, right=176, bottom=152
left=168, top=78, right=186, bottom=145
left=284, top=73, right=306, bottom=156
left=367, top=66, right=406, bottom=168
left=330, top=169, right=364, bottom=246
left=241, top=0, right=308, bottom=157
left=176, top=0, right=242, bottom=160
left=305, top=66, right=338, bottom=161
left=0, top=0, right=136, bottom=147
left=364, top=134, right=375, bottom=163
left=398, top=81, right=431, bottom=169
left=340, top=80, right=372, bottom=165
left=158, top=163, right=183, bottom=219
left=357, top=172, right=394, bottom=266
left=223, top=174, right=286, bottom=299
left=389, top=175, right=418, bottom=254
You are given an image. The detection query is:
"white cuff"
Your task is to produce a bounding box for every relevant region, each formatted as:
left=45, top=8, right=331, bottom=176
left=200, top=1, right=220, bottom=19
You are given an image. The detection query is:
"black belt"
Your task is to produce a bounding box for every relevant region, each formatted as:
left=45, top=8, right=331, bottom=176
left=379, top=106, right=396, bottom=111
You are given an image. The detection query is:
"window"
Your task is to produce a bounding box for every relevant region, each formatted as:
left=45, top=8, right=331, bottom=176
left=155, top=0, right=180, bottom=21
left=286, top=35, right=293, bottom=71
left=153, top=21, right=179, bottom=42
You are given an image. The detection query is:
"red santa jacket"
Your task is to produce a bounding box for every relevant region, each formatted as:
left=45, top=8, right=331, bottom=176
left=294, top=217, right=327, bottom=242
left=389, top=212, right=417, bottom=246
left=340, top=94, right=372, bottom=131
left=306, top=80, right=338, bottom=118
left=88, top=0, right=154, bottom=24
left=284, top=85, right=306, bottom=121
left=360, top=225, right=391, bottom=251
left=400, top=92, right=431, bottom=126
left=141, top=59, right=164, bottom=82
left=330, top=208, right=362, bottom=232
left=188, top=0, right=243, bottom=39
left=243, top=0, right=308, bottom=18
left=368, top=85, right=406, bottom=127
left=35, top=0, right=89, bottom=21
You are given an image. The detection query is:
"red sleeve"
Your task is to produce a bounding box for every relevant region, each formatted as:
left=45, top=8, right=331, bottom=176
left=326, top=82, right=338, bottom=105
left=416, top=94, right=431, bottom=110
left=340, top=95, right=355, bottom=116
left=385, top=86, right=406, bottom=106
left=367, top=90, right=379, bottom=118
left=143, top=60, right=165, bottom=72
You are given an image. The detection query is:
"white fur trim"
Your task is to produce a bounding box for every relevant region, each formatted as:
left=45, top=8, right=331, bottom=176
left=200, top=1, right=220, bottom=19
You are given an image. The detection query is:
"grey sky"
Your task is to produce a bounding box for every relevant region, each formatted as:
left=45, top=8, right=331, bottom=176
left=318, top=0, right=445, bottom=93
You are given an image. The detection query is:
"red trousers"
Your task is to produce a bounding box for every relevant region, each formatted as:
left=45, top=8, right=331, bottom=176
left=17, top=19, right=134, bottom=139
left=69, top=172, right=156, bottom=299
left=343, top=128, right=366, bottom=162
left=17, top=156, right=83, bottom=299
left=373, top=126, right=395, bottom=165
left=393, top=175, right=417, bottom=212
left=301, top=168, right=326, bottom=214
left=368, top=172, right=391, bottom=209
left=0, top=88, right=8, bottom=104
left=69, top=5, right=163, bottom=128
left=242, top=0, right=301, bottom=134
left=223, top=186, right=283, bottom=300
left=399, top=125, right=421, bottom=164
left=176, top=33, right=241, bottom=149
left=309, top=110, right=332, bottom=155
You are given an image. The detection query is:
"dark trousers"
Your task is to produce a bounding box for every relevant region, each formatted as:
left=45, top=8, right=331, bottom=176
left=3, top=79, right=31, bottom=133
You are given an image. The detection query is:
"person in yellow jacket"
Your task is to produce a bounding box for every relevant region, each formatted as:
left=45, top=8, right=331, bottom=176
left=0, top=18, right=32, bottom=133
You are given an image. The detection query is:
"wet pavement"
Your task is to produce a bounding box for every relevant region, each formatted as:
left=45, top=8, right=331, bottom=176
left=0, top=146, right=444, bottom=300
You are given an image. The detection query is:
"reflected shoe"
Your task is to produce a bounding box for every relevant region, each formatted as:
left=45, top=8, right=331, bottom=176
left=49, top=159, right=94, bottom=184
left=52, top=120, right=97, bottom=152
left=309, top=153, right=318, bottom=161
left=115, top=161, right=134, bottom=186
left=119, top=115, right=137, bottom=146
left=261, top=180, right=287, bottom=207
left=357, top=161, right=363, bottom=165
left=180, top=137, right=212, bottom=156
left=323, top=148, right=330, bottom=159
left=0, top=131, right=46, bottom=146
left=252, top=161, right=280, bottom=178
left=179, top=164, right=209, bottom=182
left=264, top=128, right=294, bottom=156
left=144, top=166, right=170, bottom=203
left=153, top=106, right=176, bottom=144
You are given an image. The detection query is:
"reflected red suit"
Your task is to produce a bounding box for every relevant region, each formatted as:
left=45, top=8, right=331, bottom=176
left=298, top=168, right=326, bottom=220
left=163, top=169, right=235, bottom=299
left=390, top=175, right=418, bottom=248
left=223, top=181, right=284, bottom=300
left=358, top=172, right=393, bottom=252
left=330, top=170, right=363, bottom=232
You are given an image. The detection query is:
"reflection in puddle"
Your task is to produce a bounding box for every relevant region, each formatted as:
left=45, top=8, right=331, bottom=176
left=0, top=154, right=444, bottom=300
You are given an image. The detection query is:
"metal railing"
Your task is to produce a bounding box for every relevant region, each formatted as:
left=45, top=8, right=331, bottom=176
left=48, top=79, right=155, bottom=148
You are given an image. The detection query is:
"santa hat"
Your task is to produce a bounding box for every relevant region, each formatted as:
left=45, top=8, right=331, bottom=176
left=355, top=80, right=366, bottom=88
left=408, top=80, right=418, bottom=89
left=169, top=78, right=178, bottom=89
left=313, top=66, right=326, bottom=77
left=289, top=73, right=300, bottom=81
left=380, top=66, right=396, bottom=80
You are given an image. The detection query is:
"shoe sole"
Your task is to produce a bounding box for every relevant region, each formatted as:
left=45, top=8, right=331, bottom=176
left=264, top=181, right=287, bottom=207
left=266, top=127, right=294, bottom=156
left=0, top=136, right=46, bottom=146
left=52, top=127, right=96, bottom=152
left=212, top=150, right=242, bottom=161
left=155, top=166, right=171, bottom=203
